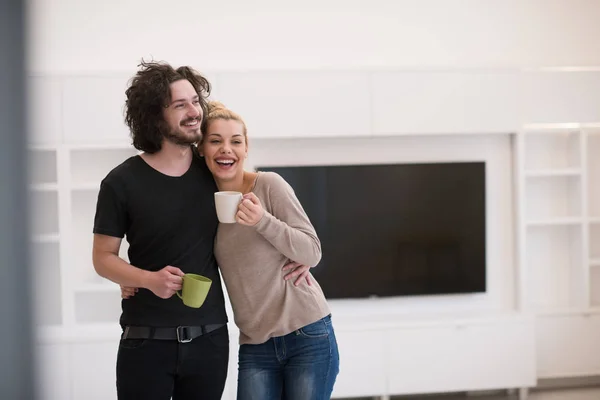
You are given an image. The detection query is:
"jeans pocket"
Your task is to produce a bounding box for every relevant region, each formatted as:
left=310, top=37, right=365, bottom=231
left=297, top=318, right=329, bottom=338
left=119, top=339, right=148, bottom=350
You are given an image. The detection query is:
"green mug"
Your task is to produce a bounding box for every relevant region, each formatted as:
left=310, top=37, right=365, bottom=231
left=176, top=273, right=212, bottom=308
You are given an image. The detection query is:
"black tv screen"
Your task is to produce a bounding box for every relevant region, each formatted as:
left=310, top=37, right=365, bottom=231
left=257, top=162, right=486, bottom=299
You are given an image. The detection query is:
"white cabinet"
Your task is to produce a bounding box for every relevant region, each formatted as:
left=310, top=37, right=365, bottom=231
left=28, top=144, right=138, bottom=330
left=536, top=313, right=600, bottom=378
left=29, top=148, right=62, bottom=327
left=517, top=123, right=600, bottom=378
left=518, top=125, right=600, bottom=313
left=588, top=131, right=600, bottom=306
left=387, top=317, right=535, bottom=395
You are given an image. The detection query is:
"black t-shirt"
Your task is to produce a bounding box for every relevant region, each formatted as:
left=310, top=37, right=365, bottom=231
left=93, top=149, right=228, bottom=327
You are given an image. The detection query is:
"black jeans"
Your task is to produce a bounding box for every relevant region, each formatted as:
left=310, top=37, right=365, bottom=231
left=116, top=325, right=229, bottom=400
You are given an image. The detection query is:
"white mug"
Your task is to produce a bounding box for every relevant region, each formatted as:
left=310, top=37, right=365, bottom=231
left=214, top=191, right=243, bottom=223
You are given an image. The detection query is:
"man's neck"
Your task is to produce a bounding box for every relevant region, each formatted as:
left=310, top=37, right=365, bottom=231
left=141, top=141, right=193, bottom=177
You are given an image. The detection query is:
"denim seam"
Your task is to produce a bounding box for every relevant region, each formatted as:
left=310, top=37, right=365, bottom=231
left=322, top=324, right=333, bottom=400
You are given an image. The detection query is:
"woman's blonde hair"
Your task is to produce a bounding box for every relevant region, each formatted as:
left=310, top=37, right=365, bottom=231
left=204, top=101, right=247, bottom=140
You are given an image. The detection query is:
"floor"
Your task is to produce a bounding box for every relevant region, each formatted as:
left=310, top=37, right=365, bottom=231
left=338, top=386, right=600, bottom=400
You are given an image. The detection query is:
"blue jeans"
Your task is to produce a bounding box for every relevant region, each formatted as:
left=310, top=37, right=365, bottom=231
left=237, top=314, right=340, bottom=400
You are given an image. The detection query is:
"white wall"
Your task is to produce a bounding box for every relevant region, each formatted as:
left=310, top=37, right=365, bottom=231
left=27, top=0, right=600, bottom=73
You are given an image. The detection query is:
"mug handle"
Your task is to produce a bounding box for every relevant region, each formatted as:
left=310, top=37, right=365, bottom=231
left=176, top=276, right=185, bottom=300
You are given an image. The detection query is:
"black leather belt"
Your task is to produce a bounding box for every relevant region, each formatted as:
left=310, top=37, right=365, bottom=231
left=121, top=324, right=225, bottom=343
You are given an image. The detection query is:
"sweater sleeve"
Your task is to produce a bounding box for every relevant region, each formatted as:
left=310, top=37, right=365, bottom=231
left=252, top=173, right=322, bottom=267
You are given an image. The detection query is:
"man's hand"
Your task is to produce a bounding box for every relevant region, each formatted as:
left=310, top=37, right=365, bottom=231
left=145, top=265, right=184, bottom=299
left=282, top=261, right=312, bottom=287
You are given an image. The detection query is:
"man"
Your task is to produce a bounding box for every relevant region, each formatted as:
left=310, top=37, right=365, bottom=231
left=92, top=61, right=229, bottom=399
left=92, top=60, right=311, bottom=400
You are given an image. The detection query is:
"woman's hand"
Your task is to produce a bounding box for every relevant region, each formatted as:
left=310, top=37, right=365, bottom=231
left=237, top=192, right=264, bottom=226
left=282, top=261, right=312, bottom=287
left=121, top=285, right=138, bottom=299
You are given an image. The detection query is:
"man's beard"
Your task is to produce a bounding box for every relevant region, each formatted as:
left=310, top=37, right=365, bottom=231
left=164, top=119, right=202, bottom=146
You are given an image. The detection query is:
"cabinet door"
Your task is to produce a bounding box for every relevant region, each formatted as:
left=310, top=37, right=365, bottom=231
left=536, top=313, right=600, bottom=378
left=388, top=320, right=535, bottom=395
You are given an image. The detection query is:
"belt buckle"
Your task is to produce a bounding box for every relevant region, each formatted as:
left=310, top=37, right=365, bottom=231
left=176, top=326, right=192, bottom=343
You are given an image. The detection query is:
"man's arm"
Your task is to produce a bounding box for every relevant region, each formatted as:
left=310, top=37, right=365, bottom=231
left=92, top=233, right=184, bottom=299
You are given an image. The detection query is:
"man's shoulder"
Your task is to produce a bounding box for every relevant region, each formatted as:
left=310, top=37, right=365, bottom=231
left=102, top=155, right=141, bottom=186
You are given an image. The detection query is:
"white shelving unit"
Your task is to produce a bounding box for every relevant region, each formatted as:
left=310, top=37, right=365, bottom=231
left=28, top=144, right=137, bottom=331
left=28, top=148, right=62, bottom=327
left=589, top=129, right=600, bottom=308
left=517, top=123, right=600, bottom=378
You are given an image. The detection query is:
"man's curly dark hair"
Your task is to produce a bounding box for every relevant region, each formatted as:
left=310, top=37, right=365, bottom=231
left=124, top=60, right=211, bottom=153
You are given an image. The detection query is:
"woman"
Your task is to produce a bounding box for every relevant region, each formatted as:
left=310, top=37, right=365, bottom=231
left=122, top=101, right=340, bottom=399
left=200, top=101, right=339, bottom=399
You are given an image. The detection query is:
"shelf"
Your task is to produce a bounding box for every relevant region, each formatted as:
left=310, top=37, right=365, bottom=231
left=30, top=233, right=60, bottom=243
left=29, top=183, right=58, bottom=192
left=590, top=218, right=600, bottom=224
left=70, top=183, right=101, bottom=191
left=522, top=123, right=583, bottom=131
left=535, top=307, right=600, bottom=317
left=64, top=143, right=135, bottom=150
left=525, top=168, right=582, bottom=178
left=75, top=282, right=120, bottom=294
left=27, top=144, right=59, bottom=151
left=590, top=259, right=600, bottom=267
left=527, top=218, right=583, bottom=227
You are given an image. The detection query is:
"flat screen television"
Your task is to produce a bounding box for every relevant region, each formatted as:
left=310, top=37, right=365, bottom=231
left=256, top=161, right=486, bottom=299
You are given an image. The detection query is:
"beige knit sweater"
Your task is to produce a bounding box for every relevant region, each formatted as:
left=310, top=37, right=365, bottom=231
left=214, top=171, right=331, bottom=345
